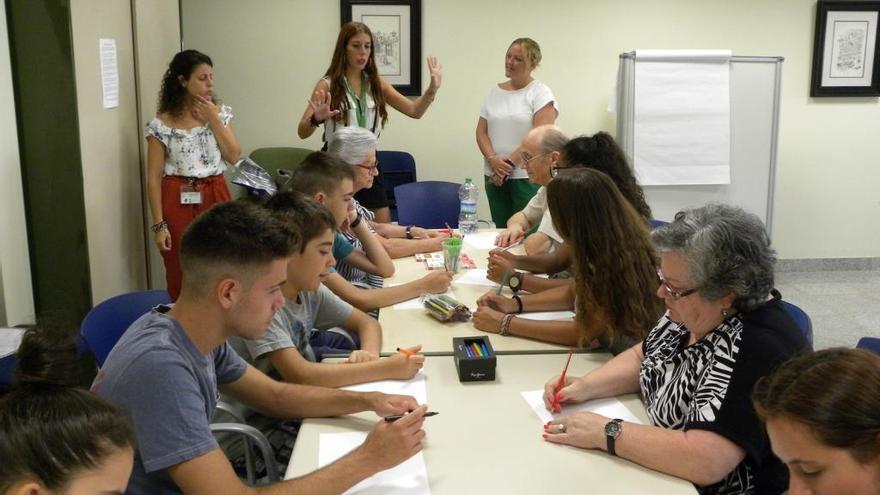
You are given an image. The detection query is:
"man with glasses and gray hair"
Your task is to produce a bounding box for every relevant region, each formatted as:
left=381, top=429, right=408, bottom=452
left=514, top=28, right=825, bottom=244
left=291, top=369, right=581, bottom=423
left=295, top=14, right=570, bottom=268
left=494, top=124, right=570, bottom=254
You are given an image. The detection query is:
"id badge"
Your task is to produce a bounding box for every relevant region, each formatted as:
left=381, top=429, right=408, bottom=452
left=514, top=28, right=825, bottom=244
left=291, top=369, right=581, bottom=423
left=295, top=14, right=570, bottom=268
left=180, top=184, right=202, bottom=205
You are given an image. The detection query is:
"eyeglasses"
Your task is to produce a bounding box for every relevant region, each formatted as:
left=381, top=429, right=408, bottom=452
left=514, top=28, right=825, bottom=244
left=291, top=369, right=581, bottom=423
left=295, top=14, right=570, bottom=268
left=355, top=161, right=380, bottom=173
left=520, top=152, right=549, bottom=167
left=656, top=269, right=698, bottom=300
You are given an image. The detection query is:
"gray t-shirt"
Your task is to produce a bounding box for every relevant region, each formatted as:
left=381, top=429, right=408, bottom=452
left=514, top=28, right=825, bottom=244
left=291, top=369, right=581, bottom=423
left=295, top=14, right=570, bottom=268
left=244, top=284, right=354, bottom=363
left=92, top=306, right=247, bottom=494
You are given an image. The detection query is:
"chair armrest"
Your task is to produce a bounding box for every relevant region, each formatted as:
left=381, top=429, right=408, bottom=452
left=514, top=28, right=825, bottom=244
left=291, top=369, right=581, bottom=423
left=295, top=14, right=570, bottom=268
left=210, top=423, right=280, bottom=483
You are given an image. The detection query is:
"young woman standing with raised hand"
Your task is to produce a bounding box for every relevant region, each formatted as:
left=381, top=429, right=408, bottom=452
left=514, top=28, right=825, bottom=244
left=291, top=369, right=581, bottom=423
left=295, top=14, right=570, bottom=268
left=298, top=21, right=443, bottom=223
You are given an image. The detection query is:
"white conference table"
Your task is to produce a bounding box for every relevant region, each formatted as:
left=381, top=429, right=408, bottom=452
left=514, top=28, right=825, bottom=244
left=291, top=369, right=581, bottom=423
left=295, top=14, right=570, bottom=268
left=377, top=229, right=570, bottom=356
left=285, top=353, right=696, bottom=494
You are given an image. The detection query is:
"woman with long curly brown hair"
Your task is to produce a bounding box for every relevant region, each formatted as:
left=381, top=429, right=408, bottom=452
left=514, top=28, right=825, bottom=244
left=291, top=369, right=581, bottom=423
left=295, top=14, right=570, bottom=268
left=474, top=168, right=663, bottom=351
left=146, top=49, right=241, bottom=300
left=297, top=21, right=442, bottom=222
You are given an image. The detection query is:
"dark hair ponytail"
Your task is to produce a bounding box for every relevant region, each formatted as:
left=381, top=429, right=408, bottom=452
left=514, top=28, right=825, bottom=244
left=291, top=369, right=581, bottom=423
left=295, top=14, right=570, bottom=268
left=0, top=326, right=136, bottom=491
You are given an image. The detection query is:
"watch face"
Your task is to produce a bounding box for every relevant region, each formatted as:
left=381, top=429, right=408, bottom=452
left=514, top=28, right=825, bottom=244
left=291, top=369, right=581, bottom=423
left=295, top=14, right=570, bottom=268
left=605, top=420, right=622, bottom=438
left=509, top=275, right=520, bottom=289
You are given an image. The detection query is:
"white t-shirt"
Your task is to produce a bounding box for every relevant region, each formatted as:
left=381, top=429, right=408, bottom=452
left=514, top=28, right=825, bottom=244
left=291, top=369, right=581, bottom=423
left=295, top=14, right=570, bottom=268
left=521, top=186, right=563, bottom=243
left=478, top=80, right=558, bottom=179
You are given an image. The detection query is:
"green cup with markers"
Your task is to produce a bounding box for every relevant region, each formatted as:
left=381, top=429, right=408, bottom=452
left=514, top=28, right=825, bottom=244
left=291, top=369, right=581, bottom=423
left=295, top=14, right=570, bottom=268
left=442, top=236, right=463, bottom=273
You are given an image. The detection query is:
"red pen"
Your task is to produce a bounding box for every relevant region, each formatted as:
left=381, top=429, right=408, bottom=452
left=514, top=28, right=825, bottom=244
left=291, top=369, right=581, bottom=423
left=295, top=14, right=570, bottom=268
left=396, top=346, right=418, bottom=357
left=444, top=222, right=453, bottom=237
left=550, top=348, right=574, bottom=413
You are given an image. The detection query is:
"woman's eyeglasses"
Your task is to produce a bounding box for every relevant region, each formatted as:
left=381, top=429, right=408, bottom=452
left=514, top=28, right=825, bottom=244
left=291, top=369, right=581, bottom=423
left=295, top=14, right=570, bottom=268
left=656, top=269, right=698, bottom=300
left=355, top=161, right=380, bottom=174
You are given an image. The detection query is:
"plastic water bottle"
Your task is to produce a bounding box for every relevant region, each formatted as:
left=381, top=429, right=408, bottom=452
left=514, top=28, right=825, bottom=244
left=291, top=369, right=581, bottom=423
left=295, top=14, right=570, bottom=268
left=458, top=178, right=479, bottom=234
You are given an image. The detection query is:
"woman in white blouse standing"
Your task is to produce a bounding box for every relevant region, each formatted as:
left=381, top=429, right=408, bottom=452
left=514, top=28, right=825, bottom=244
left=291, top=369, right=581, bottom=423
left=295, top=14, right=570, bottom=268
left=476, top=38, right=558, bottom=228
left=145, top=50, right=241, bottom=300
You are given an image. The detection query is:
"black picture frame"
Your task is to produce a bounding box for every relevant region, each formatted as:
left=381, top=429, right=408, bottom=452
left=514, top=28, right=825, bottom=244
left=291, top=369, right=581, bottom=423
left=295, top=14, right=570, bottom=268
left=341, top=0, right=422, bottom=96
left=811, top=0, right=880, bottom=97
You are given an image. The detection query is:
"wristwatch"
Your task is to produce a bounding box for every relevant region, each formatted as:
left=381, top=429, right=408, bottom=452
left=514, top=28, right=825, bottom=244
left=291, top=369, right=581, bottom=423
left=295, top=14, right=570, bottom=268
left=605, top=418, right=624, bottom=456
left=405, top=225, right=414, bottom=239
left=508, top=271, right=524, bottom=293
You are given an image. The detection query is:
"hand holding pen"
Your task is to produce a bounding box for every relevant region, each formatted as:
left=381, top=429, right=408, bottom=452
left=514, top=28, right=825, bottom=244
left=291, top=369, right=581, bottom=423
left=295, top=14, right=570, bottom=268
left=361, top=404, right=428, bottom=472
left=545, top=348, right=574, bottom=413
left=389, top=346, right=425, bottom=380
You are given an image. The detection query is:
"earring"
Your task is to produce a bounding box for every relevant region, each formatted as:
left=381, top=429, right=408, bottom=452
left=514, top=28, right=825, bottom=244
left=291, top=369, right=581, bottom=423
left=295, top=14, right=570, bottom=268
left=721, top=309, right=730, bottom=317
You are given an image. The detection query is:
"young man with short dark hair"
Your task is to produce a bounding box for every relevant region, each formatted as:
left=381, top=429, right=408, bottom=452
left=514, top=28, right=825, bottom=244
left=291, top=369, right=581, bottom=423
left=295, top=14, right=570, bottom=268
left=93, top=200, right=426, bottom=495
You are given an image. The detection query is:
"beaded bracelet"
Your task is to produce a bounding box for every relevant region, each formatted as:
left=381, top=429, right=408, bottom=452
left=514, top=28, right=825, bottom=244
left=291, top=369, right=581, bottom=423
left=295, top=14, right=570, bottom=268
left=500, top=314, right=515, bottom=336
left=150, top=220, right=168, bottom=233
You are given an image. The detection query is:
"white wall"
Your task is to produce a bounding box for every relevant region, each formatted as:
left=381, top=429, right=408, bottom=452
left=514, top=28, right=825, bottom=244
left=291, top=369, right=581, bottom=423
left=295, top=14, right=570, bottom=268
left=133, top=0, right=182, bottom=290
left=0, top=1, right=35, bottom=325
left=182, top=0, right=880, bottom=259
left=70, top=0, right=148, bottom=304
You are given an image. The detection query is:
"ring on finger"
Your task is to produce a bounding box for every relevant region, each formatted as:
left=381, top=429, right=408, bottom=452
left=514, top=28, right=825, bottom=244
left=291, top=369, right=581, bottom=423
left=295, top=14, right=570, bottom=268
left=556, top=424, right=567, bottom=433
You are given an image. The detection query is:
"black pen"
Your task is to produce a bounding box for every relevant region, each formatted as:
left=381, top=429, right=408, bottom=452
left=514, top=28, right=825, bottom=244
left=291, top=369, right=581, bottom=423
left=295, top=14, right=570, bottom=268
left=384, top=411, right=439, bottom=422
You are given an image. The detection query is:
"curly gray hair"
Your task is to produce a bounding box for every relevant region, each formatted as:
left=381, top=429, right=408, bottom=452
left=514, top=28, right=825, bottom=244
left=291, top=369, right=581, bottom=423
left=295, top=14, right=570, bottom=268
left=651, top=203, right=776, bottom=312
left=326, top=127, right=378, bottom=166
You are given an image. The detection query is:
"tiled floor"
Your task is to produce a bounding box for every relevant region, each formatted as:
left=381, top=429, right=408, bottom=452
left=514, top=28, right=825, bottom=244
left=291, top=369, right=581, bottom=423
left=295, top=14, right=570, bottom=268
left=776, top=270, right=880, bottom=349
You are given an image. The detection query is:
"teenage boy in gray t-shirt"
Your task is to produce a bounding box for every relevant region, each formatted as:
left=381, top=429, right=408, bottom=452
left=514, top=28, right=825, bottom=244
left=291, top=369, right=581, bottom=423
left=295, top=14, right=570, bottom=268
left=245, top=191, right=424, bottom=388
left=93, top=200, right=427, bottom=495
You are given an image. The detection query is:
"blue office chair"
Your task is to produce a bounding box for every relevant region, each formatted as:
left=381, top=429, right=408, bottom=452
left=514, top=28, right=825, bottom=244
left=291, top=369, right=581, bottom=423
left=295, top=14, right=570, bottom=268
left=377, top=150, right=417, bottom=222
left=394, top=181, right=460, bottom=229
left=650, top=219, right=670, bottom=229
left=0, top=351, right=17, bottom=387
left=857, top=337, right=880, bottom=355
left=780, top=300, right=813, bottom=347
left=80, top=290, right=171, bottom=366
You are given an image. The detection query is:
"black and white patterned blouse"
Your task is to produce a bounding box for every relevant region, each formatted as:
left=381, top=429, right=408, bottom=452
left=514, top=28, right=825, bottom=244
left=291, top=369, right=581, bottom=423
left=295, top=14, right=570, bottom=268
left=639, top=292, right=809, bottom=495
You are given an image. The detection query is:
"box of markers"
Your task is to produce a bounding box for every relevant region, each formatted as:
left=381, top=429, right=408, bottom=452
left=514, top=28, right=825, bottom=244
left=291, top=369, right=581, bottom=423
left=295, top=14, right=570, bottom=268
left=452, top=336, right=496, bottom=382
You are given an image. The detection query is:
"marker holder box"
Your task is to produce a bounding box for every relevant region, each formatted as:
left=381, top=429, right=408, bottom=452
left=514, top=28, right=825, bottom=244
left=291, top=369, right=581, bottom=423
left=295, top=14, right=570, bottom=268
left=453, top=336, right=496, bottom=382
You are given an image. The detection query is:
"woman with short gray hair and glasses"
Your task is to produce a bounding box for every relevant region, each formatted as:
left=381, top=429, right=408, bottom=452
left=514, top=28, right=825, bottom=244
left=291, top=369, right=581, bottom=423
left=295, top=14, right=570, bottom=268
left=541, top=203, right=811, bottom=495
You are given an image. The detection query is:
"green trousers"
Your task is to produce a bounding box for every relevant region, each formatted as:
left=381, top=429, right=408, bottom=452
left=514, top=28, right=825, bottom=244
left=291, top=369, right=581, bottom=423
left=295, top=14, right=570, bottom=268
left=484, top=177, right=540, bottom=228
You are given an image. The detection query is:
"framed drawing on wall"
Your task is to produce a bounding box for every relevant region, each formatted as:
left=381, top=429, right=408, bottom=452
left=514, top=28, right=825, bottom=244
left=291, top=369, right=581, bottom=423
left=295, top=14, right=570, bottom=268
left=811, top=0, right=880, bottom=96
left=341, top=0, right=422, bottom=96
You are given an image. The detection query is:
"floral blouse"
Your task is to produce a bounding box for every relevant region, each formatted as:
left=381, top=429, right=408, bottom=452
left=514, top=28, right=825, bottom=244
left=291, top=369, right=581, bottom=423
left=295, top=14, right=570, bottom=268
left=145, top=105, right=233, bottom=178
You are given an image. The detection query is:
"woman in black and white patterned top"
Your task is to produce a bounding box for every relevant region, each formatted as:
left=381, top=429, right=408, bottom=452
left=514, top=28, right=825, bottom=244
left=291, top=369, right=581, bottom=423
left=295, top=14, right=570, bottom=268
left=541, top=204, right=810, bottom=495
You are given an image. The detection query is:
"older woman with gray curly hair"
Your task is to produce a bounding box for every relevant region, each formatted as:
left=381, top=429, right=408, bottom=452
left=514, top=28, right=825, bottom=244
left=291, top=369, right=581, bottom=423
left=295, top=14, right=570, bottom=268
left=327, top=127, right=446, bottom=260
left=540, top=203, right=810, bottom=495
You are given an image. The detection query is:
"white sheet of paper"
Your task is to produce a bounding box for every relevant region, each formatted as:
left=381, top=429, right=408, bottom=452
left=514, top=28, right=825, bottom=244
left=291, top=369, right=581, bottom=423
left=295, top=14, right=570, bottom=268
left=520, top=389, right=642, bottom=425
left=633, top=49, right=731, bottom=185
left=462, top=232, right=497, bottom=250
left=518, top=311, right=575, bottom=321
left=341, top=371, right=428, bottom=406
left=319, top=432, right=431, bottom=495
left=99, top=38, right=119, bottom=109
left=454, top=269, right=496, bottom=287
left=392, top=290, right=453, bottom=310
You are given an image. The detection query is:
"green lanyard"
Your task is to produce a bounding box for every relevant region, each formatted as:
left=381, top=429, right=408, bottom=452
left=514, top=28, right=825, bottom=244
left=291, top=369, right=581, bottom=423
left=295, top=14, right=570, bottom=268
left=343, top=73, right=368, bottom=128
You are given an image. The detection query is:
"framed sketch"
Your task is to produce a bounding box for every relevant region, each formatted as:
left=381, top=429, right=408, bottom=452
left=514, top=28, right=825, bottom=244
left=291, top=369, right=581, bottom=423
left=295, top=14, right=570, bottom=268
left=341, top=0, right=422, bottom=96
left=811, top=0, right=880, bottom=96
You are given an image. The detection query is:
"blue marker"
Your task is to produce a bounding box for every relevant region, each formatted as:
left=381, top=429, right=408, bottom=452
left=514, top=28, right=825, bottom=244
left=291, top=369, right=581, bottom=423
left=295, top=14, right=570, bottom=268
left=480, top=341, right=489, bottom=356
